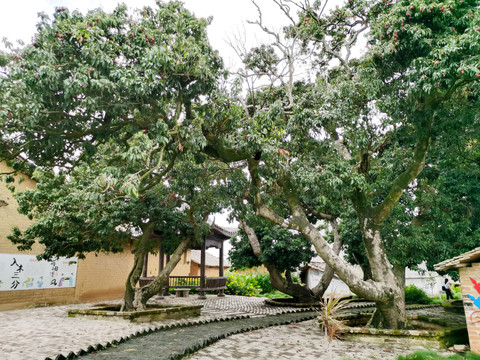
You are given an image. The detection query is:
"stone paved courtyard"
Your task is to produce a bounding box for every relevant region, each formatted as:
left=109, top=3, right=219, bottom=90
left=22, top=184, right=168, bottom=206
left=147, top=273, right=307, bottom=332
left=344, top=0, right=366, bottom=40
left=0, top=295, right=466, bottom=360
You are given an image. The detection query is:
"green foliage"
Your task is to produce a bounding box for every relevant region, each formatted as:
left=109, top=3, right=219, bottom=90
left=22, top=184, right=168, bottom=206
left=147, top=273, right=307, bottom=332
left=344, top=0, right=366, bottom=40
left=1, top=2, right=233, bottom=263
left=253, top=272, right=275, bottom=294
left=224, top=272, right=262, bottom=297
left=229, top=221, right=315, bottom=274
left=7, top=130, right=231, bottom=260
left=405, top=285, right=432, bottom=305
left=259, top=289, right=290, bottom=299
left=0, top=1, right=223, bottom=167
left=396, top=351, right=480, bottom=360
left=211, top=0, right=480, bottom=323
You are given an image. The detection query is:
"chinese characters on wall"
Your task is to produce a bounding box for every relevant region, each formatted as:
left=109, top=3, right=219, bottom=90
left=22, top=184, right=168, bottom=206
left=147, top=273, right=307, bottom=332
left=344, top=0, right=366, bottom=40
left=0, top=254, right=77, bottom=291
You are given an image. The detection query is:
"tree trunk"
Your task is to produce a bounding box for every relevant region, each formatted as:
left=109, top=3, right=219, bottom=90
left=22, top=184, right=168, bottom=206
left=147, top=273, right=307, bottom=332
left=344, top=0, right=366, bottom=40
left=249, top=163, right=411, bottom=328
left=128, top=236, right=193, bottom=311
left=311, top=220, right=343, bottom=298
left=266, top=262, right=316, bottom=302
left=121, top=222, right=155, bottom=311
left=360, top=219, right=407, bottom=328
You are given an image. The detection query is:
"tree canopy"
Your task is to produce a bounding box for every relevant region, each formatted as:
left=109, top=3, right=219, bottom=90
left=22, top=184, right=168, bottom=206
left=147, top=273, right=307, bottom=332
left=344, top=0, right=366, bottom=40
left=0, top=1, right=223, bottom=168
left=201, top=0, right=480, bottom=328
left=0, top=1, right=231, bottom=311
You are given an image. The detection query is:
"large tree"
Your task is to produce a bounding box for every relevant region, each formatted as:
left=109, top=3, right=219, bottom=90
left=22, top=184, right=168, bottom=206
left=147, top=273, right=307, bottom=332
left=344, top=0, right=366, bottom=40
left=201, top=0, right=480, bottom=328
left=8, top=134, right=230, bottom=311
left=0, top=2, right=227, bottom=311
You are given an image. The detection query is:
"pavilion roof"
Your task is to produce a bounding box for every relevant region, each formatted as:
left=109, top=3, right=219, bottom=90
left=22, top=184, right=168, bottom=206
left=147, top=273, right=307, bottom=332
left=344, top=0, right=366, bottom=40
left=434, top=247, right=480, bottom=271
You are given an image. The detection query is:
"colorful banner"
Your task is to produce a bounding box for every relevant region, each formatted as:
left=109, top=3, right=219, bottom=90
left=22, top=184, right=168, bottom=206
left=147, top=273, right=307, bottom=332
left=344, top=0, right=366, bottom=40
left=0, top=254, right=77, bottom=291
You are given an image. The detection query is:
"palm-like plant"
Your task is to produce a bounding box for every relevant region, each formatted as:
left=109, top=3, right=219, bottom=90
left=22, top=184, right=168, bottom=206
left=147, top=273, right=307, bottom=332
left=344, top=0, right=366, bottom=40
left=318, top=295, right=352, bottom=342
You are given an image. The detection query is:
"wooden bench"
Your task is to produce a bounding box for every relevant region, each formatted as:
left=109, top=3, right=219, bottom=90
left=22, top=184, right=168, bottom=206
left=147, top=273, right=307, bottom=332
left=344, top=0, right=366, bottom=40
left=203, top=276, right=228, bottom=291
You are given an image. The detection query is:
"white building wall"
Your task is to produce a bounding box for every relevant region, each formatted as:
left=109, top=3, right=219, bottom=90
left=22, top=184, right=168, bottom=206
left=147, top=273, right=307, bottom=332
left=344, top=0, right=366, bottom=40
left=306, top=269, right=353, bottom=297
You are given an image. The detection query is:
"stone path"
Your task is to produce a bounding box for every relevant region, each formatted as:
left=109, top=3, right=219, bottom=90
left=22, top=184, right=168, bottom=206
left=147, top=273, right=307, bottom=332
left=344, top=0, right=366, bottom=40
left=188, top=319, right=453, bottom=360
left=0, top=295, right=466, bottom=360
left=0, top=295, right=309, bottom=360
left=83, top=312, right=318, bottom=360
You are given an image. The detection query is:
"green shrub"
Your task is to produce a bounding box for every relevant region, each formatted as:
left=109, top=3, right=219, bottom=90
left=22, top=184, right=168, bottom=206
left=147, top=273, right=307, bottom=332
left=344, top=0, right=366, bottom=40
left=224, top=272, right=262, bottom=297
left=254, top=273, right=275, bottom=294
left=405, top=285, right=432, bottom=305
left=396, top=350, right=480, bottom=360
left=452, top=285, right=462, bottom=300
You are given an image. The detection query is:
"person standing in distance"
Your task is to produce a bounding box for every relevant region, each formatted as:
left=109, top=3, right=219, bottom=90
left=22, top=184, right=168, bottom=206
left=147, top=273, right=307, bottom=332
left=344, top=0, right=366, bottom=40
left=443, top=278, right=453, bottom=300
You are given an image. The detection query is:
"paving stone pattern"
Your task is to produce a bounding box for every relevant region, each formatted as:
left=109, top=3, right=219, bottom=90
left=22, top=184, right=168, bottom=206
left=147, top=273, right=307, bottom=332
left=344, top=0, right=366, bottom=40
left=12, top=295, right=462, bottom=360
left=71, top=303, right=463, bottom=360
left=160, top=295, right=311, bottom=317
left=188, top=319, right=453, bottom=360
left=81, top=312, right=317, bottom=360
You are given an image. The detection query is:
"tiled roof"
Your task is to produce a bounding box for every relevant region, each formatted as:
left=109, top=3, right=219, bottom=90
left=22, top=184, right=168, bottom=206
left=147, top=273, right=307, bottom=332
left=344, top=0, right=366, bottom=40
left=210, top=223, right=238, bottom=237
left=190, top=250, right=231, bottom=268
left=308, top=261, right=327, bottom=272
left=434, top=247, right=480, bottom=271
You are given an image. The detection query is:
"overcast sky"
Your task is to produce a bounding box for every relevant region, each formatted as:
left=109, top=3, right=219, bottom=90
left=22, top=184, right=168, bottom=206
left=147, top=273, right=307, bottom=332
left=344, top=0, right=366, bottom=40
left=0, top=0, right=296, bottom=70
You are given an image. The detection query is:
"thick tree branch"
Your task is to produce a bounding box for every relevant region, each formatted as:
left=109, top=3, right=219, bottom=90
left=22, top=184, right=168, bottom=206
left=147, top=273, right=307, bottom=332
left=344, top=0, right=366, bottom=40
left=372, top=119, right=432, bottom=224
left=311, top=219, right=343, bottom=296
left=239, top=220, right=314, bottom=302
left=247, top=158, right=387, bottom=301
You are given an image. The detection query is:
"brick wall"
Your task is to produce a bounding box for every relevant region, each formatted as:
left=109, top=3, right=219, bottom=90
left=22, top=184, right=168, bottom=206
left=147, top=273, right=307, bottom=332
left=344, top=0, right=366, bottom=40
left=459, top=262, right=480, bottom=355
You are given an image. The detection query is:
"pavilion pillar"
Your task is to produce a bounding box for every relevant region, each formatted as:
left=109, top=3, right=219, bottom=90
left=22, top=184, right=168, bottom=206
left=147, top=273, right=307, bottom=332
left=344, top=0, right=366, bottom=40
left=156, top=243, right=165, bottom=299
left=198, top=241, right=207, bottom=299
left=163, top=253, right=171, bottom=296
left=218, top=244, right=225, bottom=297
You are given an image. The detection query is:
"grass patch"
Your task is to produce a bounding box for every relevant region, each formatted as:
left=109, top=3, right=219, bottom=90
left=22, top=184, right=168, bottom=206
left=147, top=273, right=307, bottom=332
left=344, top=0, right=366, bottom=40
left=255, top=290, right=292, bottom=299
left=396, top=351, right=480, bottom=360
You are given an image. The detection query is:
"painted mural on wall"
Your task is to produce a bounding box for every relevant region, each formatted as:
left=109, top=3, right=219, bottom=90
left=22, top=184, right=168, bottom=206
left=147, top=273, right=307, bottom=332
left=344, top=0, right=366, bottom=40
left=0, top=254, right=77, bottom=291
left=468, top=277, right=480, bottom=324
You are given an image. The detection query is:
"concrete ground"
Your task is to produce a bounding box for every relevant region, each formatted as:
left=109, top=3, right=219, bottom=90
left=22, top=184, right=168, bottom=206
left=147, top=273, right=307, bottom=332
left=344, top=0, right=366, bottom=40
left=0, top=295, right=458, bottom=360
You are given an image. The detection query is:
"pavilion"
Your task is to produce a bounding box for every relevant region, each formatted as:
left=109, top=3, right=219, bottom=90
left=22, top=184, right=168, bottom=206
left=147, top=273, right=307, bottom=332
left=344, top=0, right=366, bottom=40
left=141, top=223, right=237, bottom=299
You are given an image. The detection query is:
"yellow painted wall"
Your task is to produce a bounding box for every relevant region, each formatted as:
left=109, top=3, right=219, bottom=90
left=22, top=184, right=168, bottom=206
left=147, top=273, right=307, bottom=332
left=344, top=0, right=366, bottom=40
left=146, top=250, right=192, bottom=277
left=0, top=162, right=134, bottom=310
left=74, top=249, right=135, bottom=303
left=189, top=262, right=228, bottom=277
left=0, top=163, right=41, bottom=255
